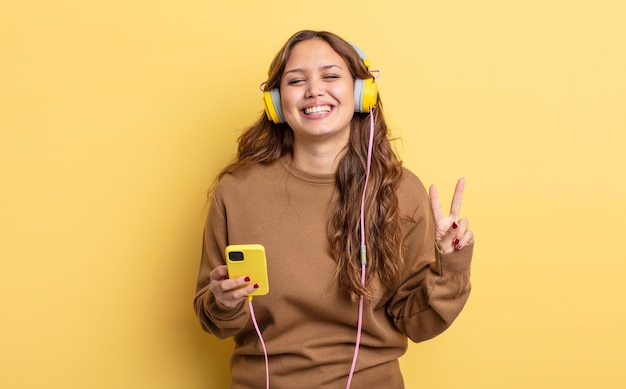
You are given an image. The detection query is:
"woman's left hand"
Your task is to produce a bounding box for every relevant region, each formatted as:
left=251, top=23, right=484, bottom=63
left=429, top=178, right=474, bottom=254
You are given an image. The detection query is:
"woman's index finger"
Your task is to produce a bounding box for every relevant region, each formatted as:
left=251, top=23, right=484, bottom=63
left=449, top=178, right=465, bottom=220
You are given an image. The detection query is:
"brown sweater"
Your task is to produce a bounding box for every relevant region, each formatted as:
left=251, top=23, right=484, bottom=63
left=194, top=156, right=473, bottom=388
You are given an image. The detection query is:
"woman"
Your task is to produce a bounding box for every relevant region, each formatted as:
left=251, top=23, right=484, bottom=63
left=194, top=30, right=474, bottom=388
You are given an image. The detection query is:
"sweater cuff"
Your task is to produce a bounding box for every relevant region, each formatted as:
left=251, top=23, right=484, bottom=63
left=434, top=242, right=473, bottom=275
left=206, top=293, right=248, bottom=321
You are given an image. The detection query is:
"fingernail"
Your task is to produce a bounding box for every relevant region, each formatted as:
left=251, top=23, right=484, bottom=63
left=455, top=244, right=462, bottom=251
left=253, top=283, right=259, bottom=289
left=452, top=222, right=458, bottom=229
left=453, top=238, right=460, bottom=245
left=244, top=276, right=251, bottom=282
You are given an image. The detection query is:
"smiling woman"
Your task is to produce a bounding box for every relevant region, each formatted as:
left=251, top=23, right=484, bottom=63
left=193, top=30, right=474, bottom=389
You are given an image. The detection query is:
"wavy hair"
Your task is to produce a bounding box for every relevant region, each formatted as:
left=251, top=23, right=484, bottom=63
left=216, top=30, right=404, bottom=299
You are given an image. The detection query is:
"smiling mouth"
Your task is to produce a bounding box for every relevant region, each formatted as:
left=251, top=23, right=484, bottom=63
left=303, top=105, right=332, bottom=115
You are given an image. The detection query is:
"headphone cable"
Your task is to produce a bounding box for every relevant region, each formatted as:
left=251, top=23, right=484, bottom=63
left=346, top=108, right=376, bottom=388
left=248, top=296, right=270, bottom=389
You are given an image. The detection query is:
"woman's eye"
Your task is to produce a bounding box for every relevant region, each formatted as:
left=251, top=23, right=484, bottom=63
left=324, top=74, right=340, bottom=80
left=287, top=78, right=305, bottom=85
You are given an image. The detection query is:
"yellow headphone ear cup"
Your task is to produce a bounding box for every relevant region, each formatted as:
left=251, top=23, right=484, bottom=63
left=361, top=77, right=378, bottom=112
left=354, top=77, right=378, bottom=113
left=263, top=88, right=285, bottom=123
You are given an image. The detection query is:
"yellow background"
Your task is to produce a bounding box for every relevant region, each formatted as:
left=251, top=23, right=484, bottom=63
left=1, top=0, right=625, bottom=387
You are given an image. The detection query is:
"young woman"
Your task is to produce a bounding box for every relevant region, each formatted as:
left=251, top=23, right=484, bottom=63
left=194, top=30, right=474, bottom=388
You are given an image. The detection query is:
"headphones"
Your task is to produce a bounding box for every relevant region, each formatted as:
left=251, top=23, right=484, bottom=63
left=263, top=43, right=378, bottom=124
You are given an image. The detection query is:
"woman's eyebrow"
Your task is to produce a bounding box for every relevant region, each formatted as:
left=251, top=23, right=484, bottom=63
left=283, top=64, right=343, bottom=75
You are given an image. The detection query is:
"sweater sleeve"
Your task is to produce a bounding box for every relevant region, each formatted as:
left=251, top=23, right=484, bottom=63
left=387, top=181, right=473, bottom=343
left=193, top=189, right=250, bottom=339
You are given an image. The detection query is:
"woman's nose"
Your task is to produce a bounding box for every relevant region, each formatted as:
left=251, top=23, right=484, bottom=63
left=306, top=78, right=324, bottom=97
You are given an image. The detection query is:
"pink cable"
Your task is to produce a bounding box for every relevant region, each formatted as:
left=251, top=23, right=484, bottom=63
left=360, top=110, right=375, bottom=249
left=346, top=109, right=376, bottom=388
left=249, top=299, right=269, bottom=389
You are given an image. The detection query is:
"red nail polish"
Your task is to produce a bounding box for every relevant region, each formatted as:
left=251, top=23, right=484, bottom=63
left=454, top=238, right=460, bottom=245
left=244, top=276, right=251, bottom=282
left=452, top=222, right=458, bottom=229
left=455, top=244, right=462, bottom=251
left=253, top=283, right=259, bottom=289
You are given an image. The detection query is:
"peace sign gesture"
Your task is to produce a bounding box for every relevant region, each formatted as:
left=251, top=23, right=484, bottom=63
left=429, top=178, right=474, bottom=254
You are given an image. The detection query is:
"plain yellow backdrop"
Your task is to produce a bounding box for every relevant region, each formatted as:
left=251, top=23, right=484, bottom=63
left=1, top=1, right=625, bottom=388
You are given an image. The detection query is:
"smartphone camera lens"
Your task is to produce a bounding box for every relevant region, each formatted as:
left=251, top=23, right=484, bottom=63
left=228, top=251, right=244, bottom=261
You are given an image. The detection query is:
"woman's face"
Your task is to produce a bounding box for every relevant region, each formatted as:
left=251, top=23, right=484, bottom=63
left=280, top=38, right=355, bottom=147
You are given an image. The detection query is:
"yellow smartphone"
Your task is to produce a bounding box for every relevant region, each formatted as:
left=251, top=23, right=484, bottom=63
left=225, top=244, right=269, bottom=296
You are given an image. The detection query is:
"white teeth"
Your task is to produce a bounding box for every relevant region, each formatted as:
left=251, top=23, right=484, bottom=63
left=304, top=105, right=332, bottom=115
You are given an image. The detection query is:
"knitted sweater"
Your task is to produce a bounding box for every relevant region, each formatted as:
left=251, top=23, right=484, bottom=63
left=194, top=156, right=473, bottom=388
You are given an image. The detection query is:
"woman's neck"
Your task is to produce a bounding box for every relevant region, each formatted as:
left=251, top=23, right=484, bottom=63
left=291, top=142, right=347, bottom=176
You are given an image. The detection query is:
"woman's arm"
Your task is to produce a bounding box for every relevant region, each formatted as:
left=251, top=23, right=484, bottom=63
left=193, top=190, right=253, bottom=339
left=387, top=178, right=473, bottom=342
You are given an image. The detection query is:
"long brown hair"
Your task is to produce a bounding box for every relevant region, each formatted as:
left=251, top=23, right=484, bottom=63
left=216, top=30, right=404, bottom=299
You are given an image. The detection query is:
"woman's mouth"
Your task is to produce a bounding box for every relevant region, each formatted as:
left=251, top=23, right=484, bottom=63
left=303, top=105, right=333, bottom=115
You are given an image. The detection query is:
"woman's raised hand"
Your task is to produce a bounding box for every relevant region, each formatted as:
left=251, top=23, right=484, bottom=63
left=429, top=178, right=474, bottom=254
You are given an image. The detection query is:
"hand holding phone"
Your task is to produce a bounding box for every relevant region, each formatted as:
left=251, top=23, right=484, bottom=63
left=225, top=244, right=269, bottom=297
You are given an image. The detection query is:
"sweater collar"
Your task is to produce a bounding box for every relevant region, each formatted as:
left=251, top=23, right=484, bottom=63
left=279, top=155, right=336, bottom=185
